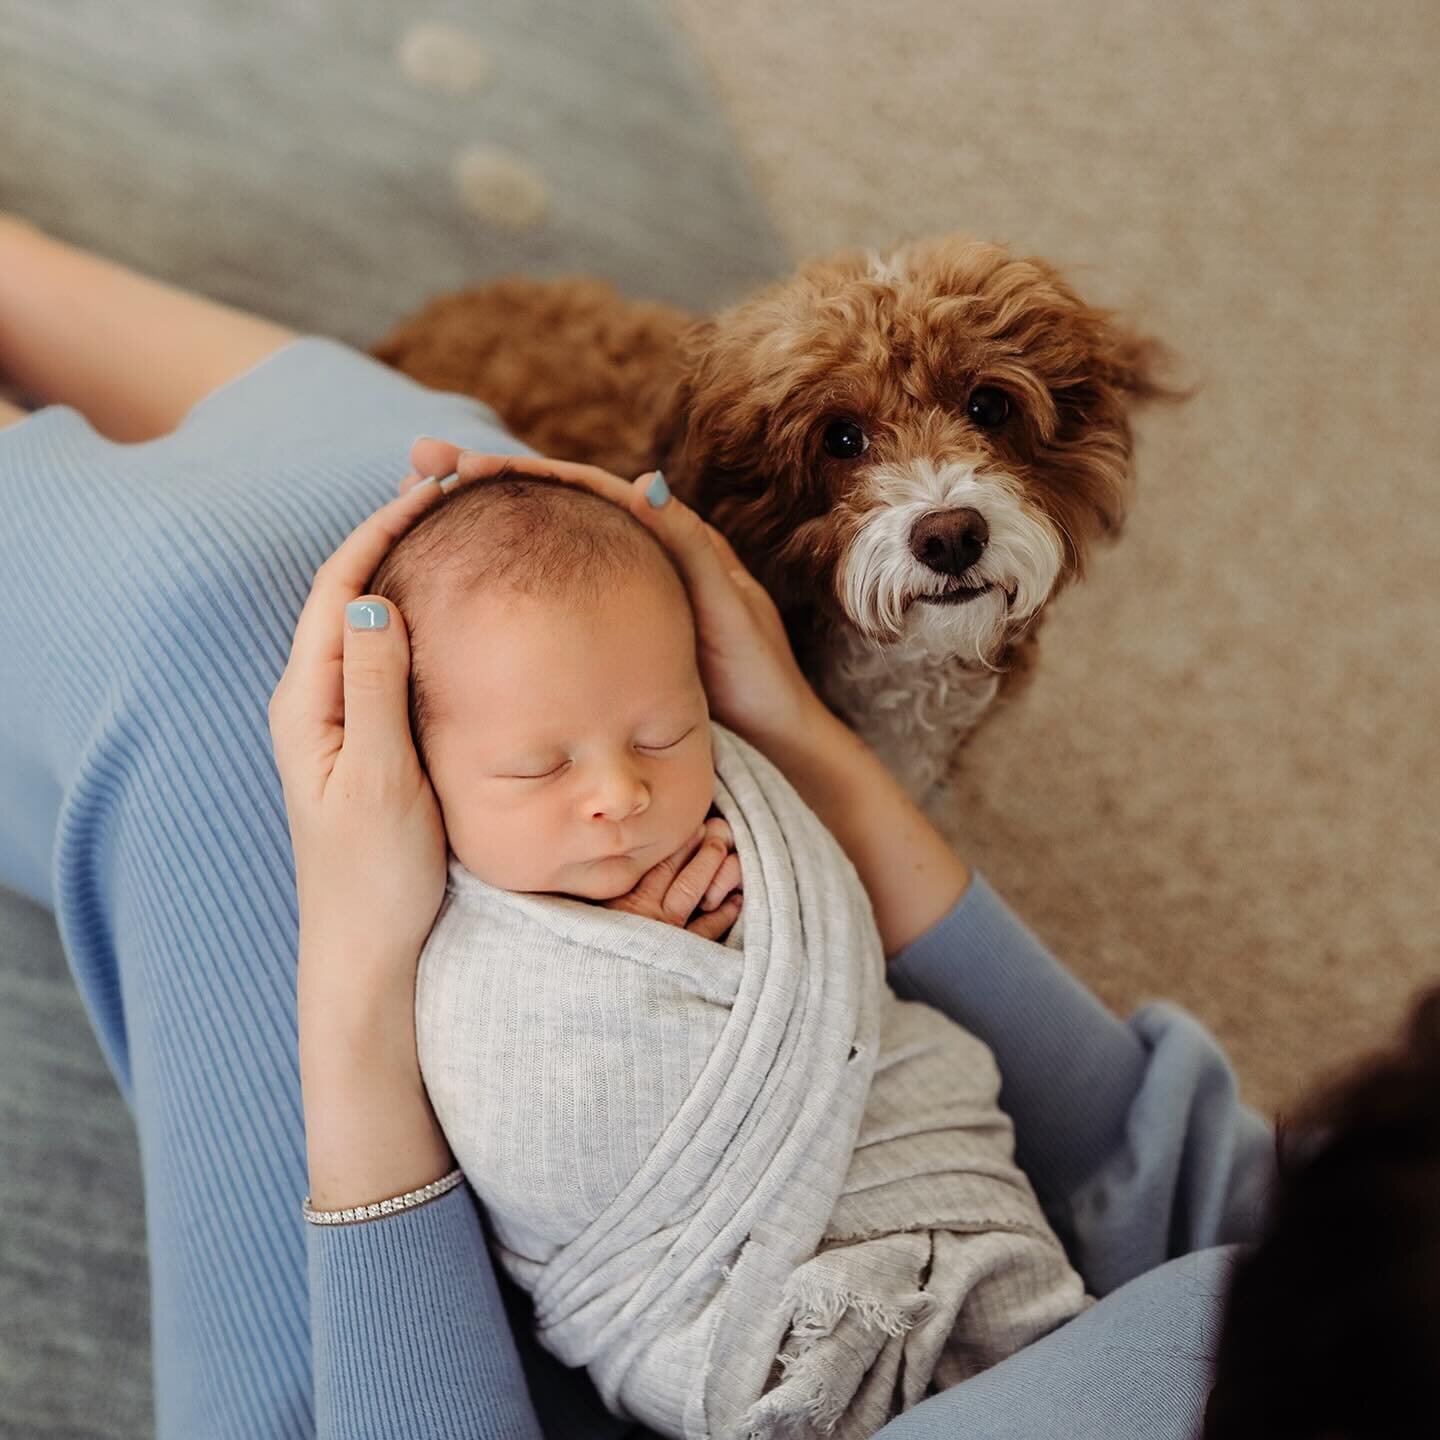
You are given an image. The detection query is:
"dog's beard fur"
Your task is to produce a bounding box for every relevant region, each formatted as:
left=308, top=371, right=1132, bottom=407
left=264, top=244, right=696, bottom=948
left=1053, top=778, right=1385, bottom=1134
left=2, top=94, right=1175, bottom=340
left=838, top=456, right=1063, bottom=664
left=818, top=456, right=1066, bottom=796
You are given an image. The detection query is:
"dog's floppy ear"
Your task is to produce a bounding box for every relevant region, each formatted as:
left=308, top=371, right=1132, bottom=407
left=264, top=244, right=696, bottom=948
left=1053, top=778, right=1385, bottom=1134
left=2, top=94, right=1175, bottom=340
left=1095, top=316, right=1192, bottom=408
left=1046, top=308, right=1190, bottom=549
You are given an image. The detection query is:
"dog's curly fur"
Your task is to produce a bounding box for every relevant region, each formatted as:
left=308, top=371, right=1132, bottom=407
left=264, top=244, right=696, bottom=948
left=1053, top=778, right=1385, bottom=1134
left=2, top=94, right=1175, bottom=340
left=370, top=233, right=1180, bottom=803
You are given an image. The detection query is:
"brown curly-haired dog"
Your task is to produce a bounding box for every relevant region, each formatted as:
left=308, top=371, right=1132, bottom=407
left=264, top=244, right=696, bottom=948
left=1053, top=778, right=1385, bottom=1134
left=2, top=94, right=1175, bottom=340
left=370, top=233, right=1178, bottom=803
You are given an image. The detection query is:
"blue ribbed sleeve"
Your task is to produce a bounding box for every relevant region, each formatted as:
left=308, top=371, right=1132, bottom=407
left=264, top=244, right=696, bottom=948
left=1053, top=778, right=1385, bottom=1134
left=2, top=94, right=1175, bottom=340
left=308, top=1186, right=542, bottom=1439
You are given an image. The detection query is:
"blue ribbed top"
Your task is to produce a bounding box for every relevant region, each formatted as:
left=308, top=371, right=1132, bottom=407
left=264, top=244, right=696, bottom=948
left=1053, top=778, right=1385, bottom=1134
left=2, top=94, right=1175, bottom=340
left=0, top=336, right=1276, bottom=1438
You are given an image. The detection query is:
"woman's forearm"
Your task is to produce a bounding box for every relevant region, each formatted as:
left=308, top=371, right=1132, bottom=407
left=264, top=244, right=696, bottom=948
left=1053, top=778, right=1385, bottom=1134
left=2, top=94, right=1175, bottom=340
left=751, top=700, right=972, bottom=960
left=299, top=945, right=455, bottom=1210
left=0, top=214, right=297, bottom=441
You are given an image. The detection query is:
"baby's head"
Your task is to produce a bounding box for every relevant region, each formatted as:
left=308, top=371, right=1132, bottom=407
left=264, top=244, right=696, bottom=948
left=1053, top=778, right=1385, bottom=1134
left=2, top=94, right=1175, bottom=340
left=368, top=468, right=715, bottom=901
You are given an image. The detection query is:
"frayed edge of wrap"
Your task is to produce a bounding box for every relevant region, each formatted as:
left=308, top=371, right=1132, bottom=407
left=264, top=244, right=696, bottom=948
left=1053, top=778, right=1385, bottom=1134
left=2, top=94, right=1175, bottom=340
left=739, top=1276, right=935, bottom=1438
left=782, top=1274, right=934, bottom=1345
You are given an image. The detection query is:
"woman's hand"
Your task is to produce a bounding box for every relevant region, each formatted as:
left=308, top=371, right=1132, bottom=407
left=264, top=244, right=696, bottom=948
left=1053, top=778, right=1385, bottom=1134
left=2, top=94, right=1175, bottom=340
left=601, top=814, right=744, bottom=941
left=268, top=475, right=459, bottom=1207
left=405, top=440, right=825, bottom=757
left=269, top=478, right=452, bottom=974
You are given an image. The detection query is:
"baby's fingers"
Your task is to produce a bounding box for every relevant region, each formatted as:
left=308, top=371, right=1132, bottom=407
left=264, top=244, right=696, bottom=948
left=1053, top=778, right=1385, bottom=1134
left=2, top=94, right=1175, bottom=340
left=684, top=891, right=743, bottom=943
left=624, top=822, right=707, bottom=909
left=699, top=852, right=743, bottom=912
left=662, top=819, right=732, bottom=923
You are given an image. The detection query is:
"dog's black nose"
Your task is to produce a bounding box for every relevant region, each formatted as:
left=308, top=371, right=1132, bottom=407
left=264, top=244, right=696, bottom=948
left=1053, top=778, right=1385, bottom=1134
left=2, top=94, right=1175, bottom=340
left=909, top=508, right=989, bottom=578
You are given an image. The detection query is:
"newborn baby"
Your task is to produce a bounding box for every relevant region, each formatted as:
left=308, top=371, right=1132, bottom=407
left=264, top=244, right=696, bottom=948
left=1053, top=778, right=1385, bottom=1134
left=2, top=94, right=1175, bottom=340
left=371, top=465, right=743, bottom=930
left=369, top=470, right=1092, bottom=1440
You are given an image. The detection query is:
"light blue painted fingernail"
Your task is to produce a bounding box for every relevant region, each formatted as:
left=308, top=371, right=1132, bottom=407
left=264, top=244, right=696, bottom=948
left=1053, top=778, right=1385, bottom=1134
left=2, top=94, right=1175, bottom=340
left=645, top=470, right=670, bottom=507
left=346, top=600, right=389, bottom=631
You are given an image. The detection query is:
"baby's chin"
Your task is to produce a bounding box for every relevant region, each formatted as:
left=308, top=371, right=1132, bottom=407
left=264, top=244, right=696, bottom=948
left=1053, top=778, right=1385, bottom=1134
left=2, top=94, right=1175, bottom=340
left=460, top=850, right=653, bottom=903
left=563, top=851, right=656, bottom=903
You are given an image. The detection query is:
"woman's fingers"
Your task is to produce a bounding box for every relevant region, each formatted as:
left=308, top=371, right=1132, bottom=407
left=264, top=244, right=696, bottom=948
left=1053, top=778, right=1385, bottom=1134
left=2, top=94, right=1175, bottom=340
left=410, top=438, right=635, bottom=504
left=271, top=481, right=445, bottom=736
left=410, top=436, right=464, bottom=480
left=339, top=597, right=415, bottom=770
left=697, top=516, right=751, bottom=578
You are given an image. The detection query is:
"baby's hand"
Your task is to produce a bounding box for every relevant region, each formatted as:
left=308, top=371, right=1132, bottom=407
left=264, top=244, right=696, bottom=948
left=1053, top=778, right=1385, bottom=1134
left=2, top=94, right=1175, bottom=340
left=601, top=814, right=743, bottom=941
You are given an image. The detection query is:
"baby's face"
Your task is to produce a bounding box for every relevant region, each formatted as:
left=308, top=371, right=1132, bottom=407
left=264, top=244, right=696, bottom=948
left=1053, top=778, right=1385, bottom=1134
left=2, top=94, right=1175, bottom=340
left=422, top=568, right=716, bottom=900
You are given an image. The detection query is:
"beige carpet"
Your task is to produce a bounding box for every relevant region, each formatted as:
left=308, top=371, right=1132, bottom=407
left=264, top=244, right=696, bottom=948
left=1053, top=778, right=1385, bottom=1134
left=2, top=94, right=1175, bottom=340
left=662, top=0, right=1439, bottom=1119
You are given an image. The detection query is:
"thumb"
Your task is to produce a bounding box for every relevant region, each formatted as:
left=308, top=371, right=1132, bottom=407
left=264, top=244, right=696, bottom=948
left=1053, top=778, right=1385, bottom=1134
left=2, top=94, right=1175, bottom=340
left=341, top=597, right=415, bottom=763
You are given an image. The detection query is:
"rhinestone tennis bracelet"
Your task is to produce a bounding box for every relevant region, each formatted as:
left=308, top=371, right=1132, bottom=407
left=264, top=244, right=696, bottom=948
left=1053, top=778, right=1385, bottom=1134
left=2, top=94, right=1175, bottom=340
left=302, top=1167, right=465, bottom=1226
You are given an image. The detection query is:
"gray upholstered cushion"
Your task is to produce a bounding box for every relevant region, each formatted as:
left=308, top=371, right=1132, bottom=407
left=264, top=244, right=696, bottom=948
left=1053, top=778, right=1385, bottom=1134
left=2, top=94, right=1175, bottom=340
left=0, top=3, right=788, bottom=350
left=0, top=883, right=151, bottom=1438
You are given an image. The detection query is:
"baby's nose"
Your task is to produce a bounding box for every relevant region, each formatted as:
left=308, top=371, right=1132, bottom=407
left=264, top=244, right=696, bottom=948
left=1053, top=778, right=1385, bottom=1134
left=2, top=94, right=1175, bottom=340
left=589, top=769, right=649, bottom=820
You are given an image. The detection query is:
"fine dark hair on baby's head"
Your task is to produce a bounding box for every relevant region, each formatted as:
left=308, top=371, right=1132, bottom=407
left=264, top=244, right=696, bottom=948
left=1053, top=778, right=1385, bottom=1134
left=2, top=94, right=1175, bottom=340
left=367, top=467, right=692, bottom=777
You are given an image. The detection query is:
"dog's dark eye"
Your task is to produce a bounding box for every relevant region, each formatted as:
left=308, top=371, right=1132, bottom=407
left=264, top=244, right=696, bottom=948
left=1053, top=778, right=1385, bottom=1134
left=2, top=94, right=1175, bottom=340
left=823, top=419, right=869, bottom=460
left=966, top=386, right=1011, bottom=430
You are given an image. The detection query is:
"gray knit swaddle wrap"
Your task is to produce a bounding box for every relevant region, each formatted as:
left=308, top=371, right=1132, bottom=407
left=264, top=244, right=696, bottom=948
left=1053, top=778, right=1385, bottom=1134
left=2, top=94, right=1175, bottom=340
left=416, top=721, right=1091, bottom=1440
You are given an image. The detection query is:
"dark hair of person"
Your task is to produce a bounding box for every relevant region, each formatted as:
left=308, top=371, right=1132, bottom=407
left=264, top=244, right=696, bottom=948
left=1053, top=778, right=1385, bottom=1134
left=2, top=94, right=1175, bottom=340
left=1203, top=979, right=1440, bottom=1438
